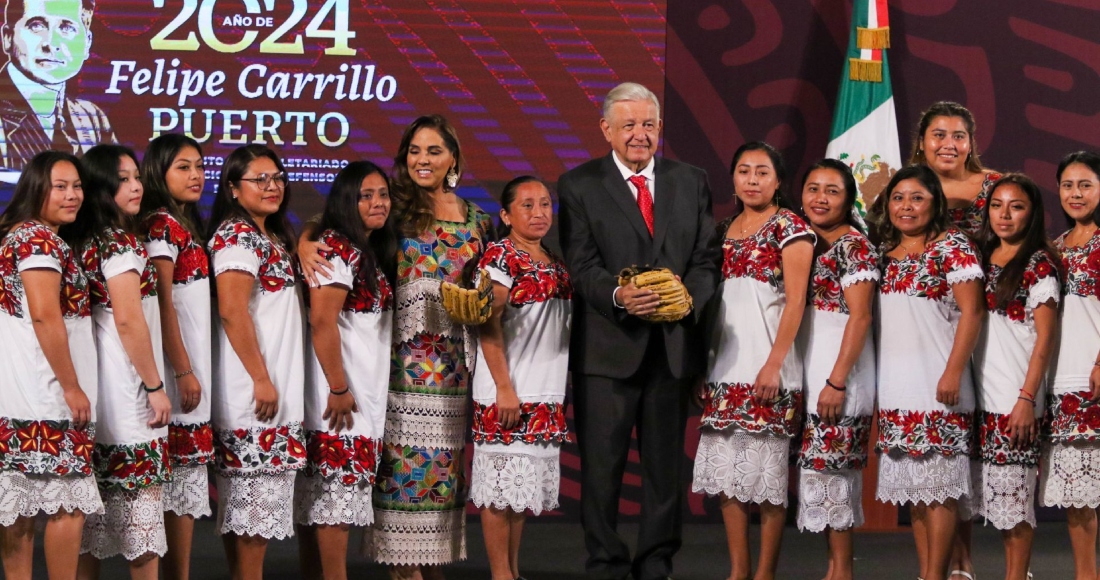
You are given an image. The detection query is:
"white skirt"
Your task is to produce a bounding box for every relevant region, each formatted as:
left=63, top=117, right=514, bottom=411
left=80, top=486, right=167, bottom=561
left=215, top=471, right=296, bottom=539
left=797, top=469, right=863, bottom=532
left=468, top=441, right=560, bottom=516
left=692, top=430, right=790, bottom=507
left=876, top=451, right=970, bottom=507
left=0, top=471, right=103, bottom=526
left=1039, top=441, right=1100, bottom=509
left=977, top=463, right=1037, bottom=530
left=164, top=463, right=211, bottom=518
left=293, top=473, right=373, bottom=527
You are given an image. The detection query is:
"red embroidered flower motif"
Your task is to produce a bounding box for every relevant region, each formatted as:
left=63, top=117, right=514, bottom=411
left=91, top=437, right=171, bottom=491
left=0, top=223, right=89, bottom=319
left=950, top=173, right=999, bottom=238
left=811, top=232, right=879, bottom=314
left=145, top=210, right=210, bottom=286
left=471, top=401, right=571, bottom=444
left=81, top=228, right=159, bottom=309
left=213, top=422, right=307, bottom=475
left=977, top=411, right=1039, bottom=466
left=211, top=219, right=296, bottom=294
left=316, top=230, right=395, bottom=314
left=301, top=432, right=380, bottom=484
left=985, top=252, right=1061, bottom=324
left=721, top=210, right=812, bottom=290
left=798, top=414, right=873, bottom=472
left=876, top=409, right=972, bottom=456
left=1057, top=230, right=1100, bottom=300
left=478, top=239, right=572, bottom=306
left=880, top=230, right=981, bottom=305
left=700, top=382, right=803, bottom=437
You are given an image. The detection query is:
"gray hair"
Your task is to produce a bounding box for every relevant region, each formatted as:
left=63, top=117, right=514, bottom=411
left=601, top=82, right=660, bottom=120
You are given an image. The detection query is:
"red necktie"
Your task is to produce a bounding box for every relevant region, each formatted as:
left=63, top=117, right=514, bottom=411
left=628, top=174, right=654, bottom=236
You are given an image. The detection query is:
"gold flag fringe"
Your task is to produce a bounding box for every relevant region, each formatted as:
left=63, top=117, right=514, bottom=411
left=849, top=58, right=882, bottom=82
left=857, top=26, right=891, bottom=49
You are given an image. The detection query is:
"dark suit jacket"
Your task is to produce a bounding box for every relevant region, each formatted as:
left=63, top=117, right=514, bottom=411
left=558, top=153, right=719, bottom=380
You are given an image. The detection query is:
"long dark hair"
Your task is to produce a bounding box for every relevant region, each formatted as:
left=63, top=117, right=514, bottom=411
left=799, top=158, right=864, bottom=234
left=391, top=115, right=464, bottom=238
left=319, top=161, right=397, bottom=292
left=1057, top=151, right=1100, bottom=228
left=872, top=164, right=951, bottom=251
left=62, top=144, right=136, bottom=250
left=140, top=133, right=205, bottom=242
left=0, top=151, right=84, bottom=234
left=909, top=101, right=985, bottom=174
left=496, top=175, right=546, bottom=239
left=206, top=145, right=296, bottom=251
left=978, top=173, right=1060, bottom=309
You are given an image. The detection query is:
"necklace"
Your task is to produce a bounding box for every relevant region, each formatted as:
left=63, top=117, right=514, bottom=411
left=1069, top=225, right=1098, bottom=248
left=899, top=235, right=925, bottom=256
left=737, top=209, right=773, bottom=237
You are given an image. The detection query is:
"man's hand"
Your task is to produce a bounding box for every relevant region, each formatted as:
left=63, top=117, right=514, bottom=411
left=616, top=283, right=660, bottom=317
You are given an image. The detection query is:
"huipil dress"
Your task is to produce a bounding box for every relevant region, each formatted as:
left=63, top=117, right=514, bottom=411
left=692, top=209, right=815, bottom=507
left=795, top=230, right=879, bottom=532
left=143, top=207, right=214, bottom=518
left=468, top=238, right=572, bottom=515
left=1041, top=229, right=1100, bottom=509
left=208, top=218, right=307, bottom=539
left=366, top=203, right=494, bottom=565
left=876, top=230, right=982, bottom=506
left=0, top=221, right=102, bottom=525
left=973, top=250, right=1060, bottom=529
left=949, top=171, right=1002, bottom=239
left=295, top=228, right=393, bottom=527
left=78, top=227, right=170, bottom=561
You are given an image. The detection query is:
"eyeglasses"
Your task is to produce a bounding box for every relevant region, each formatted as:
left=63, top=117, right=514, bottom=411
left=239, top=172, right=288, bottom=189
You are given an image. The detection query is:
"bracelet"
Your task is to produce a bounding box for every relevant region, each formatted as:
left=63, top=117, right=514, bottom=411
left=1018, top=388, right=1036, bottom=402
left=1018, top=396, right=1036, bottom=407
left=174, top=369, right=193, bottom=379
left=142, top=381, right=164, bottom=393
left=825, top=379, right=846, bottom=392
left=329, top=386, right=350, bottom=395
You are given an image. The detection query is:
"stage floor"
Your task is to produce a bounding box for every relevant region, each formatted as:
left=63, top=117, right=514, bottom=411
left=42, top=518, right=1086, bottom=579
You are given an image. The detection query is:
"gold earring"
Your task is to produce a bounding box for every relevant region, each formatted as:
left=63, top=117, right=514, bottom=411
left=446, top=167, right=459, bottom=189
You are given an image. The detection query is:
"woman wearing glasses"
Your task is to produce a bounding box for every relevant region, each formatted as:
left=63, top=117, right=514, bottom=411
left=206, top=146, right=306, bottom=580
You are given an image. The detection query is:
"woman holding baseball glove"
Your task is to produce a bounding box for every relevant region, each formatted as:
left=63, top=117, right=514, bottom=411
left=692, top=141, right=814, bottom=580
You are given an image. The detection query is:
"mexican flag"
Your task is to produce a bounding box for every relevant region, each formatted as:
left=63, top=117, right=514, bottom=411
left=825, top=0, right=902, bottom=216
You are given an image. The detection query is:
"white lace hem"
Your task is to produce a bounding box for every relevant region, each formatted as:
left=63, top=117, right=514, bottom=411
left=363, top=508, right=467, bottom=566
left=393, top=277, right=462, bottom=346
left=977, top=463, right=1036, bottom=530
left=80, top=486, right=167, bottom=561
left=1026, top=276, right=1061, bottom=309
left=215, top=472, right=296, bottom=539
left=384, top=391, right=468, bottom=449
left=875, top=451, right=970, bottom=506
left=468, top=444, right=560, bottom=515
left=293, top=473, right=373, bottom=527
left=841, top=269, right=880, bottom=289
left=164, top=463, right=211, bottom=518
left=797, top=469, right=863, bottom=532
left=691, top=430, right=789, bottom=507
left=946, top=266, right=984, bottom=285
left=1040, top=441, right=1100, bottom=508
left=0, top=471, right=103, bottom=526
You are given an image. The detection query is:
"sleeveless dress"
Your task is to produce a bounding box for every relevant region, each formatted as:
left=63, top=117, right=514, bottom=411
left=0, top=222, right=102, bottom=525
left=1041, top=229, right=1100, bottom=509
left=366, top=203, right=494, bottom=565
left=876, top=230, right=982, bottom=506
left=78, top=228, right=169, bottom=561
left=692, top=209, right=814, bottom=507
left=143, top=208, right=214, bottom=518
left=468, top=239, right=572, bottom=515
left=295, top=229, right=393, bottom=528
left=209, top=218, right=306, bottom=539
left=795, top=230, right=878, bottom=532
left=973, top=251, right=1059, bottom=529
left=949, top=171, right=1001, bottom=239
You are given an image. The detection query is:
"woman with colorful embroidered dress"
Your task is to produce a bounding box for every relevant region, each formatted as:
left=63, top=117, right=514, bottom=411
left=138, top=133, right=213, bottom=580
left=692, top=141, right=814, bottom=580
left=207, top=145, right=306, bottom=580
left=873, top=164, right=984, bottom=580
left=0, top=151, right=100, bottom=579
left=68, top=144, right=172, bottom=578
left=794, top=159, right=878, bottom=580
left=971, top=174, right=1059, bottom=580
left=1042, top=151, right=1100, bottom=580
left=294, top=161, right=396, bottom=580
left=470, top=176, right=571, bottom=580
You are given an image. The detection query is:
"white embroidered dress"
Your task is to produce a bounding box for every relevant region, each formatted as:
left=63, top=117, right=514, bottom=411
left=0, top=222, right=102, bottom=525
left=973, top=251, right=1059, bottom=529
left=876, top=230, right=982, bottom=506
left=692, top=209, right=814, bottom=507
left=143, top=207, right=213, bottom=518
left=209, top=218, right=306, bottom=539
left=469, top=239, right=572, bottom=515
left=1041, top=230, right=1100, bottom=509
left=295, top=229, right=392, bottom=528
left=795, top=230, right=878, bottom=532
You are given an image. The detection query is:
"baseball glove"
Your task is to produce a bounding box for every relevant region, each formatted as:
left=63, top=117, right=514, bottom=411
left=618, top=266, right=693, bottom=323
left=441, top=268, right=493, bottom=326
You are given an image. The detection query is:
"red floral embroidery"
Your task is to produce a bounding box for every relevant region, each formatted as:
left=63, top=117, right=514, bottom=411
left=210, top=219, right=297, bottom=293
left=700, top=382, right=803, bottom=437
left=213, top=422, right=307, bottom=475
left=977, top=411, right=1039, bottom=466
left=1057, top=230, right=1100, bottom=300
left=811, top=231, right=879, bottom=314
left=470, top=401, right=570, bottom=444
left=1047, top=391, right=1100, bottom=442
left=985, top=251, right=1060, bottom=323
left=477, top=239, right=572, bottom=306
left=80, top=228, right=158, bottom=309
left=143, top=208, right=210, bottom=285
left=0, top=417, right=96, bottom=476
left=92, top=438, right=171, bottom=491
left=949, top=172, right=1000, bottom=238
left=880, top=230, right=982, bottom=304
left=167, top=422, right=214, bottom=466
left=876, top=408, right=972, bottom=456
left=302, top=431, right=381, bottom=485
left=798, top=414, right=873, bottom=471
left=0, top=222, right=90, bottom=318
left=317, top=230, right=394, bottom=313
left=721, top=209, right=812, bottom=291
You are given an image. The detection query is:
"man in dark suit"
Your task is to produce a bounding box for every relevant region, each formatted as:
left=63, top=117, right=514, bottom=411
left=558, top=82, right=719, bottom=580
